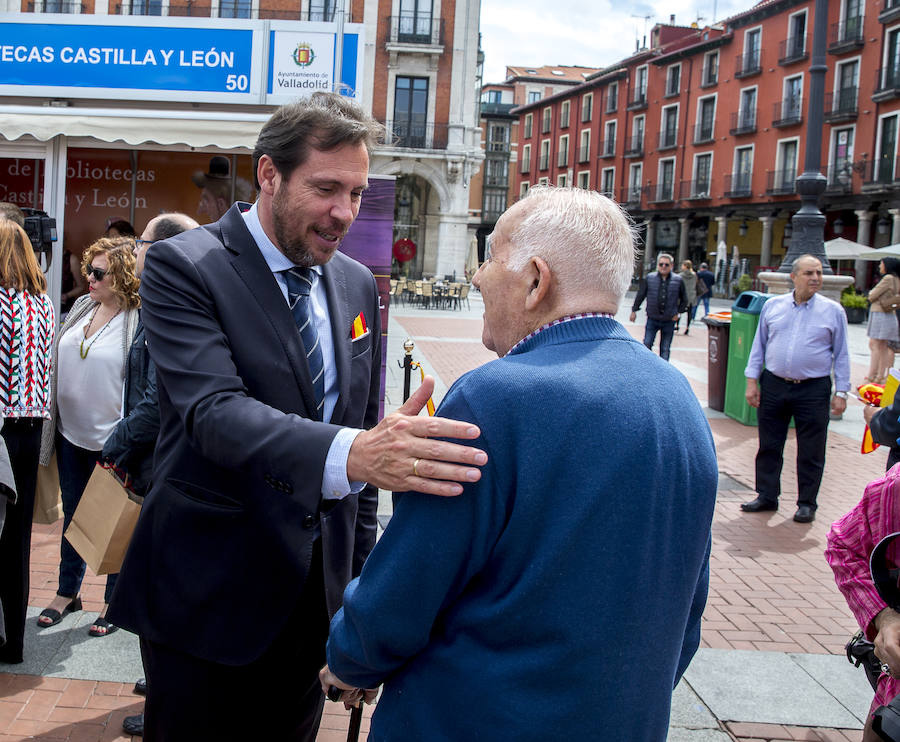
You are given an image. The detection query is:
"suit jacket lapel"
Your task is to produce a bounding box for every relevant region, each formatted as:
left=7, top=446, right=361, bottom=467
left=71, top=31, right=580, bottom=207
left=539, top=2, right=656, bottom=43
left=322, top=261, right=351, bottom=424
left=218, top=206, right=318, bottom=416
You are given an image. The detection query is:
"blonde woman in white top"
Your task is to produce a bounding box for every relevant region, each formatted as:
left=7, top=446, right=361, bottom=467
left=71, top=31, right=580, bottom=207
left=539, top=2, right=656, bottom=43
left=37, top=238, right=140, bottom=636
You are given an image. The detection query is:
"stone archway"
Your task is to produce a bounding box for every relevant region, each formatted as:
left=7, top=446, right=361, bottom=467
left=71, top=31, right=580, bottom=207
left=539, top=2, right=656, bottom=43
left=372, top=156, right=467, bottom=278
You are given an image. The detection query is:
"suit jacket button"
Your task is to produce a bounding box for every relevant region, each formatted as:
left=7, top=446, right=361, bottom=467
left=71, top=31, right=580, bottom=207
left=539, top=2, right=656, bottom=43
left=302, top=514, right=315, bottom=528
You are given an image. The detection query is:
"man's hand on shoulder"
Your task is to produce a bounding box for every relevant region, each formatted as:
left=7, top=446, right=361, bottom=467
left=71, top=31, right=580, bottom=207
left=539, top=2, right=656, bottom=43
left=347, top=375, right=487, bottom=496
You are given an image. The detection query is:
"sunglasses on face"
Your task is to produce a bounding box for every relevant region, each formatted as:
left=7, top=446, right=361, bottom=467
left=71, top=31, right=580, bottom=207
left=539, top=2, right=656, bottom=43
left=658, top=262, right=671, bottom=268
left=86, top=266, right=108, bottom=281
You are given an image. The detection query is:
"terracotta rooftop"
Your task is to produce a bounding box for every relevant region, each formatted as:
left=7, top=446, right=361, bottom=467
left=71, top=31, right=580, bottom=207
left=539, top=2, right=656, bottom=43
left=503, top=65, right=601, bottom=84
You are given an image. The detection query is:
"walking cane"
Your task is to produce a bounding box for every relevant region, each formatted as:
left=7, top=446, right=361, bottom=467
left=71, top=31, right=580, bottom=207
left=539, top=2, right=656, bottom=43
left=327, top=685, right=364, bottom=742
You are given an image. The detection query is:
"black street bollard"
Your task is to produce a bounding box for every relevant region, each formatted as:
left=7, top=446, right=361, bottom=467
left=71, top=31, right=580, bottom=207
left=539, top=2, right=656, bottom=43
left=398, top=338, right=415, bottom=402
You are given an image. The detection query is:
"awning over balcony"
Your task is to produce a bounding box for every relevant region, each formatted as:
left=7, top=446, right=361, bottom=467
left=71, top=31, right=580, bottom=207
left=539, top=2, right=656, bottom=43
left=0, top=105, right=269, bottom=150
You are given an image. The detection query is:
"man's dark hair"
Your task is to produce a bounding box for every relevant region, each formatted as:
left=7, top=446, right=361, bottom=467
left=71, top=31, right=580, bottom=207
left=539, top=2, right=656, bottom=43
left=252, top=92, right=384, bottom=189
left=150, top=216, right=193, bottom=241
left=0, top=202, right=25, bottom=227
left=106, top=219, right=136, bottom=238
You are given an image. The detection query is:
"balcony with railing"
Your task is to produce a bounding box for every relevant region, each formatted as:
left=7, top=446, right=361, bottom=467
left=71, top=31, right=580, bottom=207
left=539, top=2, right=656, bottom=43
left=658, top=130, right=678, bottom=151
left=680, top=179, right=712, bottom=200
left=649, top=182, right=676, bottom=203
left=825, top=164, right=855, bottom=194
left=874, top=65, right=900, bottom=103
left=541, top=114, right=551, bottom=134
left=259, top=7, right=350, bottom=19
left=778, top=35, right=807, bottom=65
left=863, top=157, right=900, bottom=190
left=557, top=148, right=570, bottom=168
left=381, top=121, right=449, bottom=150
left=560, top=110, right=570, bottom=129
left=539, top=153, right=550, bottom=170
left=765, top=169, right=797, bottom=195
left=606, top=93, right=618, bottom=113
left=724, top=173, right=753, bottom=198
left=729, top=109, right=756, bottom=136
left=385, top=15, right=444, bottom=45
left=627, top=91, right=648, bottom=111
left=881, top=0, right=900, bottom=24
left=828, top=17, right=864, bottom=54
left=624, top=135, right=644, bottom=158
left=487, top=139, right=510, bottom=154
left=113, top=1, right=162, bottom=13
left=620, top=185, right=646, bottom=206
left=700, top=67, right=718, bottom=88
left=578, top=146, right=590, bottom=164
left=735, top=52, right=762, bottom=78
left=772, top=97, right=803, bottom=127
left=693, top=121, right=715, bottom=145
left=597, top=139, right=616, bottom=159
left=823, top=87, right=858, bottom=123
left=520, top=158, right=531, bottom=175
left=28, top=1, right=84, bottom=10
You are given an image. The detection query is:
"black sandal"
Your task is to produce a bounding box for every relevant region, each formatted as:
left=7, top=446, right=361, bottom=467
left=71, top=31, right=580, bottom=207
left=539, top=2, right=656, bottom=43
left=37, top=596, right=82, bottom=628
left=88, top=617, right=119, bottom=637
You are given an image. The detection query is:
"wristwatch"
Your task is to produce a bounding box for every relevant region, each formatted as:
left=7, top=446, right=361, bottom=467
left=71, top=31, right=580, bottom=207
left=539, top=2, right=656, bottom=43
left=835, top=391, right=848, bottom=399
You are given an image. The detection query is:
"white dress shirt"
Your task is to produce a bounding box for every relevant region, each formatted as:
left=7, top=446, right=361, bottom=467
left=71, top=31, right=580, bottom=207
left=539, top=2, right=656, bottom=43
left=242, top=204, right=364, bottom=500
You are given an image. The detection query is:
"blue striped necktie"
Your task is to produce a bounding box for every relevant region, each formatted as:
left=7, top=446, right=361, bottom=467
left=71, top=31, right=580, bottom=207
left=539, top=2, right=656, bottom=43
left=283, top=267, right=325, bottom=420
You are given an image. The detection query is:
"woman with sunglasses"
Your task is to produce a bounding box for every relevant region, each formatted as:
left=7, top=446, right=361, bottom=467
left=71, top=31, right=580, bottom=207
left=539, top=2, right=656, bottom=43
left=37, top=237, right=140, bottom=637
left=0, top=221, right=55, bottom=664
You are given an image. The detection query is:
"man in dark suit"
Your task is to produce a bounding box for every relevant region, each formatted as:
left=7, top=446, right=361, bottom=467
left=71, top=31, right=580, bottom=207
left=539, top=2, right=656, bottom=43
left=108, top=93, right=487, bottom=742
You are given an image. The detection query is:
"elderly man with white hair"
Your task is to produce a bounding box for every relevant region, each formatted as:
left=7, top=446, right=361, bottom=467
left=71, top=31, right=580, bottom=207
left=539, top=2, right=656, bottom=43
left=319, top=186, right=718, bottom=741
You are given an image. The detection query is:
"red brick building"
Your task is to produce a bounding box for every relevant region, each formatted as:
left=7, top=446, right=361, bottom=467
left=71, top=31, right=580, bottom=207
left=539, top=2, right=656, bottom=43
left=512, top=0, right=900, bottom=282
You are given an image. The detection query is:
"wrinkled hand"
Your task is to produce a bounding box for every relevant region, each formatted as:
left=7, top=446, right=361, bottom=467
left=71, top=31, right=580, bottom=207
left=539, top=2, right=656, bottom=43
left=319, top=665, right=379, bottom=710
left=831, top=395, right=847, bottom=416
left=874, top=609, right=900, bottom=678
left=745, top=379, right=760, bottom=408
left=347, top=375, right=487, bottom=496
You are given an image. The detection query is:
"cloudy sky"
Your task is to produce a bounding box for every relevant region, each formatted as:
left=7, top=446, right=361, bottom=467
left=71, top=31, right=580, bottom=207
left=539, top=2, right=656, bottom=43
left=480, top=0, right=749, bottom=84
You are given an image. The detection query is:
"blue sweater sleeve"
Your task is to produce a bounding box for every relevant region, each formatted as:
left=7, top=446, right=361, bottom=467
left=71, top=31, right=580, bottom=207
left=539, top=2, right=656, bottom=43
left=326, top=391, right=501, bottom=689
left=675, top=533, right=711, bottom=684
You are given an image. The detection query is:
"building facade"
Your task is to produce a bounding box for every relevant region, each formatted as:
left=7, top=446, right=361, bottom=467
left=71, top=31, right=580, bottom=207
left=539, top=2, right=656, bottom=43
left=468, top=64, right=598, bottom=262
left=0, top=0, right=482, bottom=304
left=512, top=0, right=900, bottom=285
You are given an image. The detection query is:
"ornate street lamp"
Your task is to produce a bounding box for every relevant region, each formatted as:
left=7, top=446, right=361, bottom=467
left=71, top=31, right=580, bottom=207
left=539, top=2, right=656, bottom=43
left=758, top=0, right=852, bottom=299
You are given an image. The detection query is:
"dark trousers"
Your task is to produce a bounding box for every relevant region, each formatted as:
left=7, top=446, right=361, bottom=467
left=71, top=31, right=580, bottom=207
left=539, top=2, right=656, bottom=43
left=643, top=318, right=676, bottom=360
left=55, top=435, right=117, bottom=602
left=141, top=541, right=330, bottom=742
left=755, top=370, right=832, bottom=508
left=0, top=418, right=42, bottom=663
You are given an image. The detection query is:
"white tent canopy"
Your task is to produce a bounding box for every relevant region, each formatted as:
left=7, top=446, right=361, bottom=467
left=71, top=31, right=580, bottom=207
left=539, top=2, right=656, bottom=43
left=824, top=237, right=869, bottom=260
left=859, top=244, right=900, bottom=260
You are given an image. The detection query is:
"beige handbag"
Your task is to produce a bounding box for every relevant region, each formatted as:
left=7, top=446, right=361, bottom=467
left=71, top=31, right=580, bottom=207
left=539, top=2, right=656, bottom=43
left=64, top=464, right=143, bottom=575
left=33, top=452, right=63, bottom=525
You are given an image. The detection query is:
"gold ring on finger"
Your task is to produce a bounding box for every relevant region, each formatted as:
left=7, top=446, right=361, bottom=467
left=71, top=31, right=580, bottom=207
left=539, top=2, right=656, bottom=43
left=413, top=458, right=421, bottom=477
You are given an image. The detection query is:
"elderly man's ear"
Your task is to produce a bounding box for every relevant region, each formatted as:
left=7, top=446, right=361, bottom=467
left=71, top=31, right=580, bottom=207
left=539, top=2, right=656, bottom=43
left=524, top=256, right=552, bottom=311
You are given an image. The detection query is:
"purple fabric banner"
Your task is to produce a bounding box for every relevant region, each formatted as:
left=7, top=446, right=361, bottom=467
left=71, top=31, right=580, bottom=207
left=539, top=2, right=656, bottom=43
left=341, top=176, right=395, bottom=419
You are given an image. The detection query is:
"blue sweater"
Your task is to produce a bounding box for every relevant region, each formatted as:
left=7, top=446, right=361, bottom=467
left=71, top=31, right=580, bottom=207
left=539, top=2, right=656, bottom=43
left=327, top=317, right=718, bottom=741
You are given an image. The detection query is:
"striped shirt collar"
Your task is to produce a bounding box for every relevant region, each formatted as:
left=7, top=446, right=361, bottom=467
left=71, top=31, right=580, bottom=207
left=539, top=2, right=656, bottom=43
left=506, top=313, right=615, bottom=356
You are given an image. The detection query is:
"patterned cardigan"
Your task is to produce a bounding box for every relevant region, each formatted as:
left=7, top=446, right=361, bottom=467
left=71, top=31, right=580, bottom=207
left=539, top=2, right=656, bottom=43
left=39, top=294, right=139, bottom=465
left=0, top=287, right=55, bottom=420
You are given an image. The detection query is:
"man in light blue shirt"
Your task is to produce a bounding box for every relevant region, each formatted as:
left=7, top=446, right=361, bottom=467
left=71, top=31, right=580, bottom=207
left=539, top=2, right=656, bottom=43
left=741, top=254, right=850, bottom=523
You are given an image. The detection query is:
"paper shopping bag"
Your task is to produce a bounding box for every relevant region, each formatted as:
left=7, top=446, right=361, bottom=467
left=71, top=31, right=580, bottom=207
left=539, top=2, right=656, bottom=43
left=64, top=464, right=143, bottom=575
left=33, top=452, right=63, bottom=525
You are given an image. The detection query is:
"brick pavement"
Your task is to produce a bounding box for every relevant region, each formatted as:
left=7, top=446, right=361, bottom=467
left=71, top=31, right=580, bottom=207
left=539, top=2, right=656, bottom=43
left=0, top=302, right=885, bottom=741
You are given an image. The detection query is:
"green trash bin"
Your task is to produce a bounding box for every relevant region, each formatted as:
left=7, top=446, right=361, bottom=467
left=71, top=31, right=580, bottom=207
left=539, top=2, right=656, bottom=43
left=724, top=291, right=772, bottom=425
